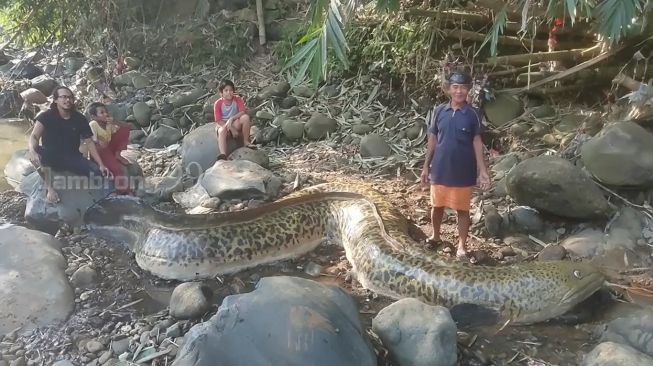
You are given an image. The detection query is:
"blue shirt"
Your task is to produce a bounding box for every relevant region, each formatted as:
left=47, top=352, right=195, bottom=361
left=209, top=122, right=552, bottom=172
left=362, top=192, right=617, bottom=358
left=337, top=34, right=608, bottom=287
left=428, top=102, right=481, bottom=187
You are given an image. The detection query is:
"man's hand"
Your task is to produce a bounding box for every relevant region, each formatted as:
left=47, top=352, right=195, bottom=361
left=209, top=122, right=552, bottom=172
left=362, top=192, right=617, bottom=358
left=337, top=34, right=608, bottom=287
left=420, top=168, right=430, bottom=186
left=477, top=171, right=491, bottom=190
left=29, top=149, right=41, bottom=167
left=100, top=165, right=113, bottom=179
left=98, top=140, right=108, bottom=149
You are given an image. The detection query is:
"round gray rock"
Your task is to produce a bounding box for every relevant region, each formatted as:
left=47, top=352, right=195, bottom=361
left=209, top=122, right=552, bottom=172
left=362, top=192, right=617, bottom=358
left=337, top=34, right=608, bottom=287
left=305, top=113, right=338, bottom=140
left=372, top=298, right=457, bottom=366
left=0, top=225, right=74, bottom=334
left=144, top=125, right=183, bottom=149
left=281, top=120, right=304, bottom=140
left=132, top=102, right=151, bottom=127
left=581, top=122, right=653, bottom=187
left=172, top=276, right=375, bottom=366
left=70, top=265, right=97, bottom=289
left=506, top=155, right=611, bottom=219
left=599, top=309, right=653, bottom=357
left=228, top=147, right=269, bottom=168
left=484, top=93, right=523, bottom=127
left=170, top=282, right=212, bottom=319
left=360, top=134, right=392, bottom=157
left=581, top=342, right=653, bottom=366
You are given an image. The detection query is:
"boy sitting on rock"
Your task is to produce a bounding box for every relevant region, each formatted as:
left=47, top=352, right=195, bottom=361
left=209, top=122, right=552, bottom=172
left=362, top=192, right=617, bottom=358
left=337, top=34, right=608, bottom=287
left=213, top=79, right=254, bottom=160
left=87, top=102, right=133, bottom=194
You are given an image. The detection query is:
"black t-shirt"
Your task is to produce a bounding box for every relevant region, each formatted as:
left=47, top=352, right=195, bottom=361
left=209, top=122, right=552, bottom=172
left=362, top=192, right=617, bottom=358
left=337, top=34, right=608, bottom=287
left=36, top=109, right=93, bottom=154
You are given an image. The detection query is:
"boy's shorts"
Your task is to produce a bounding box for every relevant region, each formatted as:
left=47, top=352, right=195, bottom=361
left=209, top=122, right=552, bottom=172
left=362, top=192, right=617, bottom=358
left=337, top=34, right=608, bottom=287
left=430, top=184, right=473, bottom=211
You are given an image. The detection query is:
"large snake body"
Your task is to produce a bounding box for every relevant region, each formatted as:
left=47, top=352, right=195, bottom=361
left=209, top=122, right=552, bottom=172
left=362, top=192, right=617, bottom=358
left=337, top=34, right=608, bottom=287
left=84, top=182, right=605, bottom=324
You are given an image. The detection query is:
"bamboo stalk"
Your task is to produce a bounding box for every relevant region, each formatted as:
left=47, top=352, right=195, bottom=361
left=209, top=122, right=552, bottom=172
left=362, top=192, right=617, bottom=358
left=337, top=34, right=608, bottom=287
left=613, top=72, right=644, bottom=91
left=488, top=47, right=600, bottom=66
left=256, top=0, right=266, bottom=45
left=445, top=29, right=550, bottom=50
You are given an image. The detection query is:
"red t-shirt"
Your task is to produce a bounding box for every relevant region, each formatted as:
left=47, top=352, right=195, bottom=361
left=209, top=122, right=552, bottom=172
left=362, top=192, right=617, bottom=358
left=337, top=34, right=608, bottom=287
left=213, top=95, right=246, bottom=124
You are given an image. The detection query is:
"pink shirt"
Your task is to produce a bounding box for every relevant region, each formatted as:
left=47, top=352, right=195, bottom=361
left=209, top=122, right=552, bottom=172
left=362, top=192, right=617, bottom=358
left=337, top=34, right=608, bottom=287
left=213, top=95, right=246, bottom=125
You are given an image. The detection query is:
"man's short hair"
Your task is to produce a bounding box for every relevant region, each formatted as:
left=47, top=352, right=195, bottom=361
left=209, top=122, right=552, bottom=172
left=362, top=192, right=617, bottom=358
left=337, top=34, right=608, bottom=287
left=218, top=79, right=236, bottom=92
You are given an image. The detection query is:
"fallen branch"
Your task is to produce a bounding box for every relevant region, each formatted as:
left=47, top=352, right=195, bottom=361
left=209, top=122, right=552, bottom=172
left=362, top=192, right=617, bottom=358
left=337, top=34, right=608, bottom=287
left=485, top=63, right=543, bottom=77
left=445, top=29, right=550, bottom=50
left=613, top=72, right=644, bottom=91
left=516, top=44, right=623, bottom=92
left=488, top=46, right=600, bottom=66
left=406, top=9, right=527, bottom=34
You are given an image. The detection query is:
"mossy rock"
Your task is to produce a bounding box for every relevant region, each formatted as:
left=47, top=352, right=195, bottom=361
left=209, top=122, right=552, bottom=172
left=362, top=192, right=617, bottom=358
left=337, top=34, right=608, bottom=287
left=360, top=134, right=392, bottom=157
left=352, top=123, right=374, bottom=135
left=281, top=120, right=304, bottom=140
left=484, top=93, right=523, bottom=127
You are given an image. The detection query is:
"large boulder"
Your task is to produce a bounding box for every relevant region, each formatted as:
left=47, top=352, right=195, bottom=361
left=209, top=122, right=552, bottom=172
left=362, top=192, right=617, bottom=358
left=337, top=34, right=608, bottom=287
left=581, top=122, right=653, bottom=187
left=172, top=276, right=376, bottom=366
left=4, top=149, right=36, bottom=189
left=179, top=123, right=241, bottom=177
left=483, top=93, right=523, bottom=127
left=506, top=156, right=611, bottom=219
left=175, top=160, right=282, bottom=205
left=30, top=74, right=58, bottom=96
left=599, top=309, right=653, bottom=357
left=19, top=88, right=48, bottom=105
left=372, top=298, right=457, bottom=366
left=581, top=342, right=653, bottom=366
left=0, top=225, right=74, bottom=335
left=21, top=163, right=141, bottom=234
left=143, top=125, right=183, bottom=149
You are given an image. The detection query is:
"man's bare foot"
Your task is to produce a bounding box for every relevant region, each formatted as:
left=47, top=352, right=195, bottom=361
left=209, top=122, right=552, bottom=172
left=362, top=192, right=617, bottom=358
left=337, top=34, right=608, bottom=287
left=46, top=187, right=60, bottom=203
left=427, top=235, right=443, bottom=244
left=456, top=247, right=478, bottom=264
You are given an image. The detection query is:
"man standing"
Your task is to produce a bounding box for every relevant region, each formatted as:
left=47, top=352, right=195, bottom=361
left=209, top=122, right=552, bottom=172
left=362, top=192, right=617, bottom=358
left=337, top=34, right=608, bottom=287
left=28, top=86, right=111, bottom=203
left=420, top=72, right=490, bottom=261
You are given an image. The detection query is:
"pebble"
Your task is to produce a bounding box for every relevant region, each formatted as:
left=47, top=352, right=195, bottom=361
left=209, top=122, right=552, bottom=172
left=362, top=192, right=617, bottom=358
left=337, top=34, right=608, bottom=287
left=304, top=262, right=322, bottom=277
left=85, top=340, right=104, bottom=354
left=98, top=351, right=111, bottom=364
left=111, top=338, right=130, bottom=356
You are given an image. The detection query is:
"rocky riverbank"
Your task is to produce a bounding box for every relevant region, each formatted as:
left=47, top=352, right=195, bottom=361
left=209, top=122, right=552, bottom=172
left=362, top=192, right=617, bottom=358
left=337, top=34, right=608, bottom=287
left=2, top=2, right=653, bottom=364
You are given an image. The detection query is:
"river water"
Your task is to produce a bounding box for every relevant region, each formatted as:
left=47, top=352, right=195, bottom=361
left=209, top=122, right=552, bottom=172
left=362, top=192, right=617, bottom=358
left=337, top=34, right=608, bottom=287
left=0, top=118, right=30, bottom=191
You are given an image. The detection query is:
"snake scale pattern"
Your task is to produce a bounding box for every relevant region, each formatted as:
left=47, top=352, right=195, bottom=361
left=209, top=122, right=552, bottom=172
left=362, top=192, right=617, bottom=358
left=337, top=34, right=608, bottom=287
left=84, top=182, right=605, bottom=324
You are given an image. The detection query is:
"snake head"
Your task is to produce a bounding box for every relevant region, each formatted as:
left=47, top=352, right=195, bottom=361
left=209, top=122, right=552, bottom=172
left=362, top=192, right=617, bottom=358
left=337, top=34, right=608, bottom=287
left=559, top=262, right=606, bottom=306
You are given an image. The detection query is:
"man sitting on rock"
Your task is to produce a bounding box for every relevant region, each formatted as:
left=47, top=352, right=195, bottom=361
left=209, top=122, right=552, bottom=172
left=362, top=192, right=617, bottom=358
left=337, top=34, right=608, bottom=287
left=28, top=86, right=111, bottom=203
left=213, top=79, right=254, bottom=160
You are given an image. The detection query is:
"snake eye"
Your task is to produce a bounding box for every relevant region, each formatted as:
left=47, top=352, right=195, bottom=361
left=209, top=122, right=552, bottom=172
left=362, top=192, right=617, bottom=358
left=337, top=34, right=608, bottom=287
left=573, top=270, right=582, bottom=279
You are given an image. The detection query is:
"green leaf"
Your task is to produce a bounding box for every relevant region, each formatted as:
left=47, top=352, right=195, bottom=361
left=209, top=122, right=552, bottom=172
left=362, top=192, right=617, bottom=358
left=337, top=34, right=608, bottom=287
left=326, top=10, right=349, bottom=66
left=476, top=5, right=508, bottom=57
left=284, top=37, right=319, bottom=70
left=565, top=0, right=577, bottom=24
left=596, top=0, right=644, bottom=43
left=294, top=41, right=318, bottom=85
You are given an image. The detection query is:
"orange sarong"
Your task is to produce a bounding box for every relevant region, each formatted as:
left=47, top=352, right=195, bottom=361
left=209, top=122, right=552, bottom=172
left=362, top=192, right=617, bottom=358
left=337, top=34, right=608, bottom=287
left=430, top=184, right=473, bottom=211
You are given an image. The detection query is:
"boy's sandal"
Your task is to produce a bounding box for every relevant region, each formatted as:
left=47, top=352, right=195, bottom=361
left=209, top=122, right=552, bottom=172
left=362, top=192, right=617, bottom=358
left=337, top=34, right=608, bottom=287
left=217, top=154, right=227, bottom=161
left=246, top=144, right=258, bottom=150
